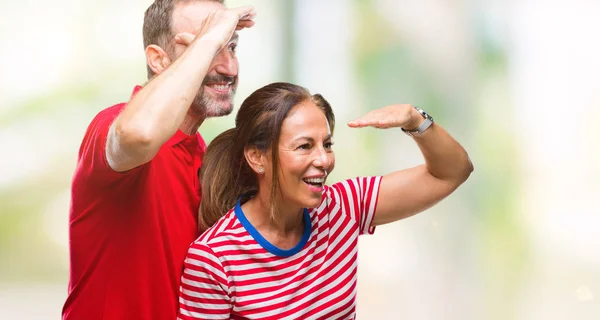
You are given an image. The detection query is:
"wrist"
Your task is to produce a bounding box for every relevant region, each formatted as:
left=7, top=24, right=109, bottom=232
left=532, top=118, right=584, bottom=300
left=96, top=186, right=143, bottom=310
left=401, top=106, right=425, bottom=131
left=190, top=37, right=223, bottom=56
left=175, top=38, right=222, bottom=78
left=401, top=105, right=434, bottom=137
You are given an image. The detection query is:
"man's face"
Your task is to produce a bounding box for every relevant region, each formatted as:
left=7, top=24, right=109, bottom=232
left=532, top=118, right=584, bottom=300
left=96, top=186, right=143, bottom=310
left=170, top=1, right=239, bottom=117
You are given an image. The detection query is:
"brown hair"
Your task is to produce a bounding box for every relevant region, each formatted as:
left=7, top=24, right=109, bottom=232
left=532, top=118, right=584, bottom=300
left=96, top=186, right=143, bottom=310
left=199, top=82, right=335, bottom=232
left=142, top=0, right=224, bottom=78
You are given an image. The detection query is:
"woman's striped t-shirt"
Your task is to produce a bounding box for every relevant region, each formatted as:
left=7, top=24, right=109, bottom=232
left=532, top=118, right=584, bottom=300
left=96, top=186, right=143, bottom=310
left=178, top=176, right=382, bottom=320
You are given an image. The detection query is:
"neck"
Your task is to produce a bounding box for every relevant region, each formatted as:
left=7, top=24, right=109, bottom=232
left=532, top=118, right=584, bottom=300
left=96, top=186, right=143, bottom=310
left=179, top=108, right=206, bottom=135
left=245, top=191, right=304, bottom=237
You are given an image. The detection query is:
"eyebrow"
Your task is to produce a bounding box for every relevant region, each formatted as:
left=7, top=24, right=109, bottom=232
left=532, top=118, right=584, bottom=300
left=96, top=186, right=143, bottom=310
left=292, top=134, right=333, bottom=143
left=229, top=33, right=239, bottom=44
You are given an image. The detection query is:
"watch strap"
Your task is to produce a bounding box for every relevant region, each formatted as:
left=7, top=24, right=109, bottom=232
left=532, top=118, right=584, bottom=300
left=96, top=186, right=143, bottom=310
left=401, top=106, right=434, bottom=137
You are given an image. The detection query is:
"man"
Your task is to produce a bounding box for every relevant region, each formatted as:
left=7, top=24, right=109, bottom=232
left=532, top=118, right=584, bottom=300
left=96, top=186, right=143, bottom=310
left=62, top=1, right=256, bottom=319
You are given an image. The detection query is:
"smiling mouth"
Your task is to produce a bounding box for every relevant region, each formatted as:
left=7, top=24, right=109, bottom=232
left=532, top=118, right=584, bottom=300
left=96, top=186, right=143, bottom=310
left=303, top=177, right=325, bottom=188
left=205, top=82, right=233, bottom=94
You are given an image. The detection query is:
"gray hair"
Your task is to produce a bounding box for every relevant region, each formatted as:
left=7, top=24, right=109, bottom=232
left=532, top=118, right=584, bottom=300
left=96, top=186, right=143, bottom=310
left=142, top=0, right=225, bottom=78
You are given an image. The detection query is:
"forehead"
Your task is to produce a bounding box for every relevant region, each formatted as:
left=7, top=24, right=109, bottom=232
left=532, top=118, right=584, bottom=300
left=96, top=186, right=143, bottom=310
left=281, top=101, right=331, bottom=140
left=171, top=1, right=225, bottom=34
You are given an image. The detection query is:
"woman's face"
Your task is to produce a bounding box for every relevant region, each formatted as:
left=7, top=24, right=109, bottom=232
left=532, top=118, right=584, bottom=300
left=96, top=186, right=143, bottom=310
left=274, top=101, right=335, bottom=209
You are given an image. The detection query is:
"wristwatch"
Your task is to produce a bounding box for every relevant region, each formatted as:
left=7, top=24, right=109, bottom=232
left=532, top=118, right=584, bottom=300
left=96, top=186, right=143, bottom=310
left=401, top=106, right=434, bottom=137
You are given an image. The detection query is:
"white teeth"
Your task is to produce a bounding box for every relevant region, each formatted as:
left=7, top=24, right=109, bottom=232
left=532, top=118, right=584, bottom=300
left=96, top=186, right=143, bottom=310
left=212, top=84, right=229, bottom=90
left=304, top=178, right=324, bottom=184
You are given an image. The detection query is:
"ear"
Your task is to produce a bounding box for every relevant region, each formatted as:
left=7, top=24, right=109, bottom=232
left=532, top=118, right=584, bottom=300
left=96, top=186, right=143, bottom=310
left=145, top=44, right=172, bottom=75
left=244, top=145, right=267, bottom=174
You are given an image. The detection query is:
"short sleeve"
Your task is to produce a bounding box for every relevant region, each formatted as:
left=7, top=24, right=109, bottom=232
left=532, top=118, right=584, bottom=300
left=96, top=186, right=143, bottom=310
left=329, top=176, right=383, bottom=235
left=178, top=243, right=232, bottom=320
left=75, top=105, right=143, bottom=186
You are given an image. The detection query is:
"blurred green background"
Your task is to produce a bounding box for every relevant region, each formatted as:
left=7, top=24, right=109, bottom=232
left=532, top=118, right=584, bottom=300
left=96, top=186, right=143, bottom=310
left=1, top=0, right=599, bottom=319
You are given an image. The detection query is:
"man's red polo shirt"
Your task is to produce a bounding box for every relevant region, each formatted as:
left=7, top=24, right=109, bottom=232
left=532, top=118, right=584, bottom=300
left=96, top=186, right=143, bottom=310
left=63, top=86, right=206, bottom=319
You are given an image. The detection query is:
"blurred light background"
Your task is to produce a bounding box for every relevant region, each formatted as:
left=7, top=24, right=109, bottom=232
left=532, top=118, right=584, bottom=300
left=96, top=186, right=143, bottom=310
left=1, top=0, right=599, bottom=319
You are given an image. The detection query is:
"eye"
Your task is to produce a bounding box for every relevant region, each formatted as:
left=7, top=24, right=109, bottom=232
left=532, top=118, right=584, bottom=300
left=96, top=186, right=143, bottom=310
left=228, top=43, right=237, bottom=54
left=324, top=141, right=334, bottom=150
left=297, top=143, right=311, bottom=150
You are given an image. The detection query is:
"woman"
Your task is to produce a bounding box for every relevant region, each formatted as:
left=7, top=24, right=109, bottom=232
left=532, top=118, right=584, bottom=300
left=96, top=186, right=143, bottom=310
left=177, top=82, right=473, bottom=320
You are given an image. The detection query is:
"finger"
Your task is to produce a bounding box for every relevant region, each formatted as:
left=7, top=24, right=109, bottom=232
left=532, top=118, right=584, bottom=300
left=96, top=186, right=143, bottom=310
left=174, top=32, right=196, bottom=46
left=370, top=119, right=387, bottom=128
left=241, top=10, right=257, bottom=21
left=347, top=117, right=375, bottom=128
left=347, top=120, right=364, bottom=128
left=235, top=20, right=255, bottom=30
left=350, top=116, right=396, bottom=128
left=231, top=6, right=256, bottom=20
left=376, top=119, right=393, bottom=128
left=241, top=9, right=257, bottom=21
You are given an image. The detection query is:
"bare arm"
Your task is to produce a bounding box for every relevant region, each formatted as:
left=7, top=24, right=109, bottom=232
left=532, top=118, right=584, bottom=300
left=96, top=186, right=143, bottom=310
left=106, top=7, right=256, bottom=172
left=348, top=104, right=473, bottom=226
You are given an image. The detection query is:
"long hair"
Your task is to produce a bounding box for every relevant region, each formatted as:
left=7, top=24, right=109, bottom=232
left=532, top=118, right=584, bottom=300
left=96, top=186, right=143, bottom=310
left=199, top=82, right=335, bottom=232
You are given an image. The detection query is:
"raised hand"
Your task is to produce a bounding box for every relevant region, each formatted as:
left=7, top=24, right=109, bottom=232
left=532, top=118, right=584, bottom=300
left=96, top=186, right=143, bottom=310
left=347, top=104, right=421, bottom=130
left=174, top=6, right=256, bottom=49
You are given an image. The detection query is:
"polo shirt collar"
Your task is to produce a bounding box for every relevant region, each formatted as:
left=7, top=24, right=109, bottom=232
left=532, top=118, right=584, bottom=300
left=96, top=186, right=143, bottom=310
left=129, top=85, right=201, bottom=148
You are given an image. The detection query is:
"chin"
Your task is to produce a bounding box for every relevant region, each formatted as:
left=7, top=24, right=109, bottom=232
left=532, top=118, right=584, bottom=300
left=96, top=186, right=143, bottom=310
left=220, top=103, right=234, bottom=115
left=206, top=102, right=234, bottom=117
left=196, top=93, right=235, bottom=117
left=303, top=197, right=323, bottom=209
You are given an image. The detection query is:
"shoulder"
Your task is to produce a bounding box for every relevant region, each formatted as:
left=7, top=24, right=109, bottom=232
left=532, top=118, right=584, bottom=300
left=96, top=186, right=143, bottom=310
left=92, top=103, right=126, bottom=126
left=186, top=209, right=244, bottom=272
left=321, top=177, right=383, bottom=210
left=81, top=103, right=127, bottom=140
left=76, top=103, right=127, bottom=156
left=73, top=103, right=138, bottom=184
left=326, top=176, right=383, bottom=194
left=193, top=209, right=242, bottom=248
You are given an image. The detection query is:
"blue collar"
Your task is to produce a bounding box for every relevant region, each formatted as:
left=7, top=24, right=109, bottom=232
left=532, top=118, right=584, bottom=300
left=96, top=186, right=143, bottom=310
left=234, top=198, right=312, bottom=257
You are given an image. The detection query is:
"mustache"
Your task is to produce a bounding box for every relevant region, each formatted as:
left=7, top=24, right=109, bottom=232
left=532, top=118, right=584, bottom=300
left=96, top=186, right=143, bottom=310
left=202, top=74, right=237, bottom=86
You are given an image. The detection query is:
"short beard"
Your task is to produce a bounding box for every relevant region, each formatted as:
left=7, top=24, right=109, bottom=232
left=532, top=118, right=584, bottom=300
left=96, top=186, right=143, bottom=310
left=165, top=49, right=237, bottom=118
left=191, top=75, right=237, bottom=118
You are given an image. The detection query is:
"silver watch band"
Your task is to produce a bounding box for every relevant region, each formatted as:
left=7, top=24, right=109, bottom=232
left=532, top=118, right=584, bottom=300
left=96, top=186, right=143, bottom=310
left=401, top=106, right=434, bottom=137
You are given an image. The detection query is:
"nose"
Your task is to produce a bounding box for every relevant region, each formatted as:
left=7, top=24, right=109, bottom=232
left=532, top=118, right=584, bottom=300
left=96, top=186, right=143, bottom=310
left=312, top=147, right=331, bottom=173
left=212, top=48, right=238, bottom=77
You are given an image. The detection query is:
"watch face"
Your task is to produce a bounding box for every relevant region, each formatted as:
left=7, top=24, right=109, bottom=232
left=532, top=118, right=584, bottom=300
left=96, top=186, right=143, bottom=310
left=415, top=107, right=433, bottom=121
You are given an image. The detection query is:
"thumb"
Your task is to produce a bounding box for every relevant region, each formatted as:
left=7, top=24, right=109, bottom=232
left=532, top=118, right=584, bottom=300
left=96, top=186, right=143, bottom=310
left=174, top=32, right=196, bottom=46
